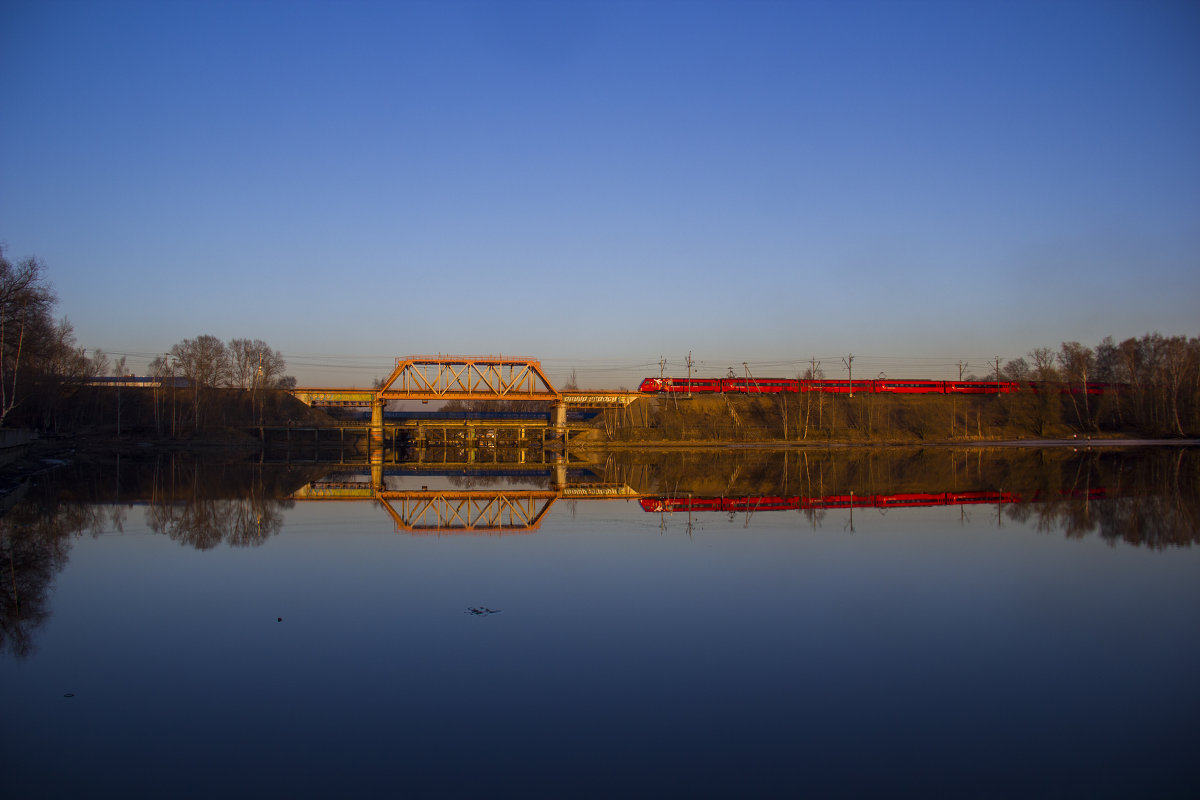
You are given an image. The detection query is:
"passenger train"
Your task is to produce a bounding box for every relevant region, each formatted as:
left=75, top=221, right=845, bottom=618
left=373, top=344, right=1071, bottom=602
left=637, top=377, right=1122, bottom=395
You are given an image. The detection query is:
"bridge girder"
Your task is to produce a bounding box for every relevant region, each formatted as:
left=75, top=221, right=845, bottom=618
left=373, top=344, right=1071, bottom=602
left=376, top=490, right=559, bottom=533
left=289, top=355, right=645, bottom=409
left=291, top=483, right=641, bottom=532
left=378, top=355, right=559, bottom=402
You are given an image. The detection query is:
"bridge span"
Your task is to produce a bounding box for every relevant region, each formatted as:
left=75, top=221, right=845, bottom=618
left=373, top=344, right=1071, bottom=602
left=289, top=355, right=644, bottom=444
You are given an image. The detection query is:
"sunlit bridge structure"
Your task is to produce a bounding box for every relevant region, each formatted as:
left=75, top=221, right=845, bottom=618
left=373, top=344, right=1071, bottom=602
left=291, top=473, right=641, bottom=534
left=289, top=355, right=644, bottom=446
left=378, top=355, right=559, bottom=402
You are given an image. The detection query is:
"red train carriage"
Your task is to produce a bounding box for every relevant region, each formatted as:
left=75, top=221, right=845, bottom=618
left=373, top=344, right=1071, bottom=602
left=874, top=380, right=946, bottom=394
left=638, top=376, right=1120, bottom=396
left=720, top=378, right=800, bottom=393
left=945, top=381, right=1020, bottom=394
left=637, top=377, right=722, bottom=393
left=799, top=380, right=875, bottom=394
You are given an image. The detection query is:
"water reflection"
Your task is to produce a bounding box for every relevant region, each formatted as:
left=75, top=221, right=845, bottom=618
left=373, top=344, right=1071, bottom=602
left=0, top=454, right=321, bottom=657
left=1, top=446, right=1197, bottom=659
left=607, top=446, right=1200, bottom=549
left=146, top=494, right=288, bottom=550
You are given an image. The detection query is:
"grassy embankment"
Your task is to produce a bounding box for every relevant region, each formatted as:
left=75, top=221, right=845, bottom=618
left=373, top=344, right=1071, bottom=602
left=579, top=391, right=1149, bottom=445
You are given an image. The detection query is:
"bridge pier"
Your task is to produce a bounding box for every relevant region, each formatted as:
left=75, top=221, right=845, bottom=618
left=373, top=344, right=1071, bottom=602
left=553, top=453, right=567, bottom=490
left=552, top=402, right=567, bottom=440
left=369, top=399, right=385, bottom=455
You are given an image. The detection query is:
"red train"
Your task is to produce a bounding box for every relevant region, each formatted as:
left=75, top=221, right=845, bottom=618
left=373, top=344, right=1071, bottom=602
left=637, top=377, right=1121, bottom=395
left=639, top=487, right=1107, bottom=514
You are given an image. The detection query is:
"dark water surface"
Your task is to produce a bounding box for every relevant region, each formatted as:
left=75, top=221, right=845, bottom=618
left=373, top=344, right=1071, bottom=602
left=2, top=447, right=1198, bottom=798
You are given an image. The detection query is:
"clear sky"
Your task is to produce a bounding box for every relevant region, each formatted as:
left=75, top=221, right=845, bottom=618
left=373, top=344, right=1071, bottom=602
left=2, top=0, right=1197, bottom=388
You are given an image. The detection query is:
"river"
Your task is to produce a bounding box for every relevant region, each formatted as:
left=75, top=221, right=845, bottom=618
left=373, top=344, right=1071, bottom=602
left=2, top=446, right=1198, bottom=797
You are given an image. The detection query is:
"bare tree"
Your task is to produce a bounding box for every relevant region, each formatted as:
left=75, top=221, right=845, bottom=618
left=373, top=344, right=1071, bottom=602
left=1002, top=357, right=1031, bottom=382
left=1160, top=335, right=1192, bottom=436
left=1028, top=347, right=1060, bottom=436
left=170, top=335, right=231, bottom=431
left=148, top=354, right=171, bottom=436
left=0, top=248, right=56, bottom=426
left=1057, top=341, right=1095, bottom=430
left=229, top=338, right=286, bottom=423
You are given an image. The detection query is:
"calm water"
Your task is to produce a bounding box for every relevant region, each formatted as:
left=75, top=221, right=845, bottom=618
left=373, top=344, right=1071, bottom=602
left=2, top=447, right=1198, bottom=798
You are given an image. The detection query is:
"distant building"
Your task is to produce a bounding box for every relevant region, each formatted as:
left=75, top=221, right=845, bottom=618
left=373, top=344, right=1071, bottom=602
left=83, top=375, right=190, bottom=389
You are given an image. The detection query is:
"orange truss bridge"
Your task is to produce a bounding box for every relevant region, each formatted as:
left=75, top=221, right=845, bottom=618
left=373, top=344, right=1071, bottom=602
left=289, top=356, right=642, bottom=438
left=291, top=482, right=641, bottom=533
left=378, top=355, right=559, bottom=402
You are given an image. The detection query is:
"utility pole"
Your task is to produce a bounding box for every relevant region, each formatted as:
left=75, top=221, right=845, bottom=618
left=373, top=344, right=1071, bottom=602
left=953, top=360, right=968, bottom=439
left=843, top=353, right=854, bottom=397
left=659, top=356, right=666, bottom=380
left=810, top=356, right=823, bottom=433
left=685, top=351, right=694, bottom=398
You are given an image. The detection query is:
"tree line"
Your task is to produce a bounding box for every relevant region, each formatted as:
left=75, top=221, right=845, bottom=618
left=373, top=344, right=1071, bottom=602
left=1, top=245, right=293, bottom=434
left=604, top=334, right=1200, bottom=441
left=995, top=335, right=1200, bottom=436
left=4, top=245, right=1196, bottom=438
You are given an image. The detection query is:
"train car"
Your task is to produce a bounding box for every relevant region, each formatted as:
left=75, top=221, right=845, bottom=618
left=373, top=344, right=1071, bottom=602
left=637, top=377, right=722, bottom=393
left=798, top=380, right=875, bottom=394
left=945, top=381, right=1021, bottom=394
left=875, top=492, right=951, bottom=508
left=874, top=380, right=946, bottom=394
left=947, top=491, right=1020, bottom=505
left=637, top=375, right=1122, bottom=396
left=719, top=378, right=799, bottom=394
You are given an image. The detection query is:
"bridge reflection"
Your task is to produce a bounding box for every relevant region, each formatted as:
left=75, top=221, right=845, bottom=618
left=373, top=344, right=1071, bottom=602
left=289, top=480, right=1108, bottom=534
left=291, top=480, right=641, bottom=533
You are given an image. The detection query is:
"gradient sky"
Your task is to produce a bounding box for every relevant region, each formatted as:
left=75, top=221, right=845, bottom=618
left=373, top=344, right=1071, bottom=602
left=2, top=0, right=1197, bottom=388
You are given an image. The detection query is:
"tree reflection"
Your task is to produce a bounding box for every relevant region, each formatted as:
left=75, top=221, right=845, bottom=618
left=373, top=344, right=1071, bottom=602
left=0, top=490, right=108, bottom=658
left=620, top=445, right=1200, bottom=548
left=0, top=454, right=320, bottom=657
left=145, top=495, right=289, bottom=550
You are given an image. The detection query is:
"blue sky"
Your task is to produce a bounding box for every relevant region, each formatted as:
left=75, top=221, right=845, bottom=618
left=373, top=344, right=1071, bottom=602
left=2, top=0, right=1197, bottom=387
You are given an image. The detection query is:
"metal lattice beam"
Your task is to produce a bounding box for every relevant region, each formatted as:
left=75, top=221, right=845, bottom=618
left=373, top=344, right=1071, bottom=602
left=376, top=490, right=559, bottom=533
left=377, top=355, right=560, bottom=401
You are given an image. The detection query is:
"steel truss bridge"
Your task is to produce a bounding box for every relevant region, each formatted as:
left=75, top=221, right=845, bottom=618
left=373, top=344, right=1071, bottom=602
left=290, top=356, right=644, bottom=437
left=292, top=481, right=641, bottom=534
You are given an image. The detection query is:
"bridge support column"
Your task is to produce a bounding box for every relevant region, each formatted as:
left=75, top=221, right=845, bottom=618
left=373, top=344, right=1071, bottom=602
left=369, top=399, right=385, bottom=454
left=553, top=453, right=567, bottom=490
left=552, top=402, right=567, bottom=440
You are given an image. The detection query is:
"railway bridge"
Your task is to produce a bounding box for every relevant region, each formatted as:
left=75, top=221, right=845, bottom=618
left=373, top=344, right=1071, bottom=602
left=290, top=459, right=641, bottom=533
left=289, top=355, right=643, bottom=447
